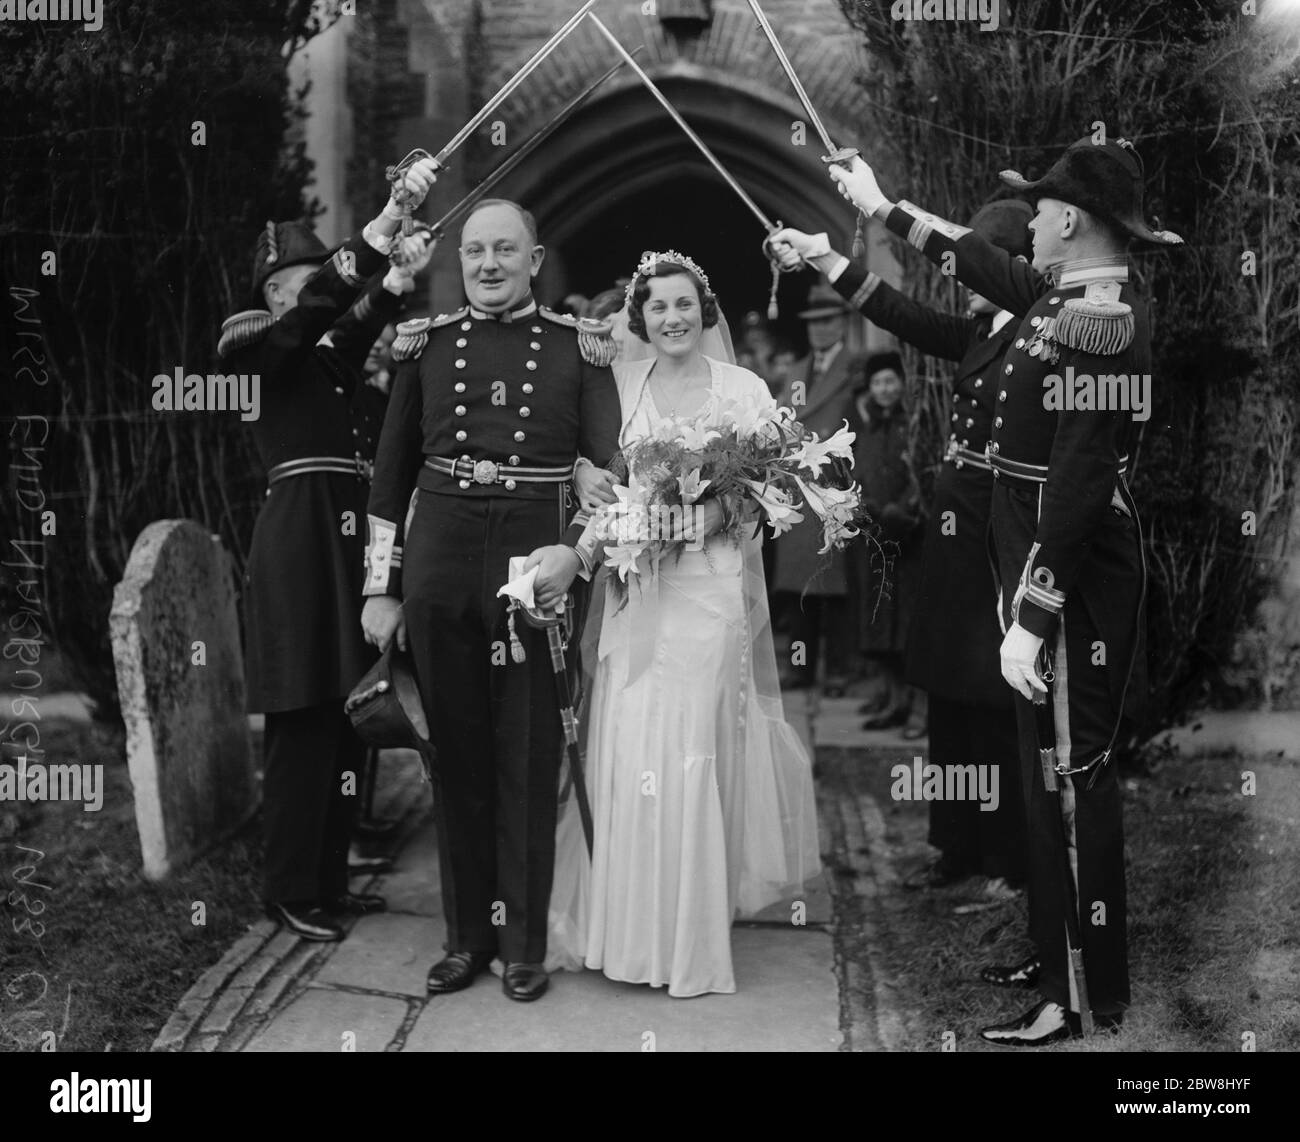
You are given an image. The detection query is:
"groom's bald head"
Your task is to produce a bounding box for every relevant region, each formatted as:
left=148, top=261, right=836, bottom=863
left=458, top=199, right=545, bottom=313
left=461, top=199, right=538, bottom=246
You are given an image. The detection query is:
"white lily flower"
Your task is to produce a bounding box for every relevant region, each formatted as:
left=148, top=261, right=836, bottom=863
left=791, top=420, right=857, bottom=477
left=741, top=477, right=804, bottom=535
left=677, top=467, right=712, bottom=505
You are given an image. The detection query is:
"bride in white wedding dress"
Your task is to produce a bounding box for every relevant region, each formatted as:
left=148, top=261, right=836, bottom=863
left=545, top=252, right=822, bottom=997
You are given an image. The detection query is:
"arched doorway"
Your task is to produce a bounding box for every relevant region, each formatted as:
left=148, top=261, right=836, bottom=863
left=482, top=73, right=886, bottom=358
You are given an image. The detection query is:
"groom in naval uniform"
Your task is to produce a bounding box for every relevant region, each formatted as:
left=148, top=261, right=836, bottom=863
left=362, top=199, right=621, bottom=1002
left=828, top=135, right=1181, bottom=1044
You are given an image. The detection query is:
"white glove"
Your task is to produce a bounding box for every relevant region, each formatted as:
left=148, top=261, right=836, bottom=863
left=383, top=230, right=437, bottom=293
left=999, top=622, right=1047, bottom=701
left=385, top=156, right=440, bottom=214
left=829, top=156, right=888, bottom=216
left=768, top=228, right=830, bottom=271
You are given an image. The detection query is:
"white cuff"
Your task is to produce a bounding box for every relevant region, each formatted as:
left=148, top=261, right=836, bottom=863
left=361, top=220, right=394, bottom=255
left=363, top=515, right=399, bottom=595
left=824, top=254, right=851, bottom=283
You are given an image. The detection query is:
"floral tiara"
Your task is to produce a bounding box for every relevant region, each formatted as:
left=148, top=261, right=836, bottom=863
left=623, top=249, right=713, bottom=309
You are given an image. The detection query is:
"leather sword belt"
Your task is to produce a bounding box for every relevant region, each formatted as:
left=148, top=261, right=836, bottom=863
left=267, top=455, right=373, bottom=488
left=987, top=450, right=1129, bottom=485
left=424, top=456, right=575, bottom=487
left=988, top=450, right=1133, bottom=516
left=943, top=438, right=992, bottom=472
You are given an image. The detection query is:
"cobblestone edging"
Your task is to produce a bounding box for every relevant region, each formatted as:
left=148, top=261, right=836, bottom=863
left=818, top=747, right=922, bottom=1051
left=152, top=754, right=430, bottom=1052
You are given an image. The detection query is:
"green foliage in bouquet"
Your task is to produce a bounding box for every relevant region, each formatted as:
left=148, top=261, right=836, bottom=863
left=595, top=402, right=877, bottom=605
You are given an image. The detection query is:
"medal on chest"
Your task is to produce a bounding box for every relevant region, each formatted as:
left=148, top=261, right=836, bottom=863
left=1024, top=315, right=1061, bottom=365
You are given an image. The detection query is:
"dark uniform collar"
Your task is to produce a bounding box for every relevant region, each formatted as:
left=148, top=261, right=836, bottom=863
left=468, top=296, right=538, bottom=323
left=1052, top=256, right=1130, bottom=289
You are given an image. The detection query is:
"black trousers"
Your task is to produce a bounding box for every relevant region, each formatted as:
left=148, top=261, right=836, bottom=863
left=991, top=484, right=1138, bottom=1016
left=926, top=694, right=1026, bottom=883
left=262, top=700, right=362, bottom=904
left=403, top=491, right=566, bottom=964
left=1012, top=609, right=1130, bottom=1017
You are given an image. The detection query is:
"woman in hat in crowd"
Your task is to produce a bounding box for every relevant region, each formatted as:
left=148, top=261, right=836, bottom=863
left=846, top=350, right=924, bottom=732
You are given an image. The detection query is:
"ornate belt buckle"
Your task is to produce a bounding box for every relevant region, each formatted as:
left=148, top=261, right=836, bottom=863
left=472, top=459, right=500, bottom=485
left=943, top=437, right=958, bottom=463
left=356, top=455, right=374, bottom=482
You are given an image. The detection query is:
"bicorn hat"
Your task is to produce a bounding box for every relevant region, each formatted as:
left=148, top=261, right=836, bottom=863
left=345, top=644, right=434, bottom=763
left=251, top=219, right=331, bottom=306
left=797, top=283, right=852, bottom=321
left=999, top=136, right=1183, bottom=246
left=968, top=198, right=1034, bottom=260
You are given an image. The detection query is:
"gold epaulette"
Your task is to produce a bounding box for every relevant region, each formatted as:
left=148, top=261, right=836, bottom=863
left=217, top=309, right=274, bottom=359
left=539, top=306, right=617, bottom=367
left=430, top=307, right=468, bottom=328
left=1055, top=280, right=1135, bottom=356
left=392, top=317, right=432, bottom=362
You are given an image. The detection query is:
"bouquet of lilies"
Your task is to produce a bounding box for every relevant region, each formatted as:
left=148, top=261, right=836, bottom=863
left=593, top=398, right=871, bottom=600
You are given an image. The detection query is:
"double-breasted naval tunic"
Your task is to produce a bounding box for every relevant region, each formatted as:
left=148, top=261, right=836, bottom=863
left=219, top=235, right=403, bottom=713
left=879, top=199, right=1149, bottom=1015
left=827, top=258, right=1025, bottom=881
left=829, top=261, right=1017, bottom=706
left=365, top=296, right=621, bottom=964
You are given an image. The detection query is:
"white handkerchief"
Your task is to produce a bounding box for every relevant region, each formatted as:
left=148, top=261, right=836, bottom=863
left=497, top=558, right=539, bottom=608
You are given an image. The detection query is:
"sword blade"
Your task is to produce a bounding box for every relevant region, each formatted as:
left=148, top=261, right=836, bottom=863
left=434, top=0, right=598, bottom=167
left=429, top=53, right=637, bottom=238
left=1037, top=676, right=1096, bottom=1034
left=745, top=0, right=838, bottom=154
left=587, top=14, right=775, bottom=232
left=547, top=626, right=594, bottom=857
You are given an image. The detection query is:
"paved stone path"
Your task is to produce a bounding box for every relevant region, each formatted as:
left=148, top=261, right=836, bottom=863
left=152, top=693, right=923, bottom=1053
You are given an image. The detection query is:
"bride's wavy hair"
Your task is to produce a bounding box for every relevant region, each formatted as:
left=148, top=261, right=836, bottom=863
left=626, top=259, right=721, bottom=342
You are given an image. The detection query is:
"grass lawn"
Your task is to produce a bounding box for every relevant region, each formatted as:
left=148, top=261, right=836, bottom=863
left=820, top=742, right=1300, bottom=1052
left=1, top=716, right=265, bottom=1053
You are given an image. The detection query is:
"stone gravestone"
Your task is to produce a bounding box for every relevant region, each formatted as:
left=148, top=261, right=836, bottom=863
left=110, top=520, right=256, bottom=880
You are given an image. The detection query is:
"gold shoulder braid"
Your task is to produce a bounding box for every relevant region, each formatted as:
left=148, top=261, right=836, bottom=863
left=218, top=309, right=274, bottom=359
left=392, top=317, right=433, bottom=362
left=539, top=306, right=617, bottom=367
left=1054, top=280, right=1135, bottom=356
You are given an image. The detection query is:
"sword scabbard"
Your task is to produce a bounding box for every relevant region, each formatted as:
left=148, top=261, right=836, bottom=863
left=1038, top=743, right=1058, bottom=793
left=1070, top=945, right=1094, bottom=1035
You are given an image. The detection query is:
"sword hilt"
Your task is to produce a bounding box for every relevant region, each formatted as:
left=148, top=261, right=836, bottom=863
left=761, top=222, right=802, bottom=320
left=821, top=145, right=860, bottom=169
left=385, top=148, right=442, bottom=238
left=820, top=147, right=866, bottom=259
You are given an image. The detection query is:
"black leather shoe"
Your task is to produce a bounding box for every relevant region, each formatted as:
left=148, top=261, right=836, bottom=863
left=902, top=856, right=971, bottom=890
left=979, top=954, right=1041, bottom=988
left=426, top=950, right=494, bottom=994
left=265, top=901, right=344, bottom=943
left=323, top=891, right=387, bottom=916
left=979, top=999, right=1078, bottom=1047
left=861, top=705, right=908, bottom=730
left=348, top=845, right=394, bottom=875
left=355, top=817, right=401, bottom=842
left=857, top=694, right=889, bottom=716
left=502, top=961, right=549, bottom=1002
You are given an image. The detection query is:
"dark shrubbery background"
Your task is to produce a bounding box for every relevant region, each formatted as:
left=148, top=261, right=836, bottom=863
left=1, top=1, right=339, bottom=717
left=837, top=0, right=1300, bottom=742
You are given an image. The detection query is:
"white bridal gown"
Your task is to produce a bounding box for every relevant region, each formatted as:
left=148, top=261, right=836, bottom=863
left=546, top=355, right=822, bottom=997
